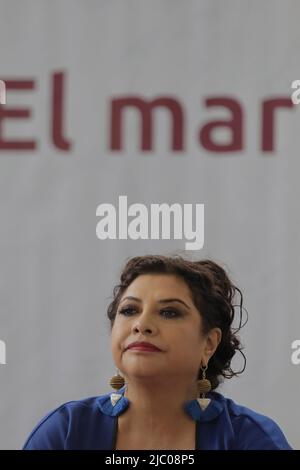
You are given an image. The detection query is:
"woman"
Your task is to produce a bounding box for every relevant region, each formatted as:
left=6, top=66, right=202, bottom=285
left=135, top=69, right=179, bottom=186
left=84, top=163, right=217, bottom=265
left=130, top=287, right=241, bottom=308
left=23, top=255, right=292, bottom=450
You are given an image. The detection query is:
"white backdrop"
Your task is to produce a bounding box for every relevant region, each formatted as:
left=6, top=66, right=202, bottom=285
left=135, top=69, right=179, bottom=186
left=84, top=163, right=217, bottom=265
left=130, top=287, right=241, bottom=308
left=0, top=0, right=299, bottom=449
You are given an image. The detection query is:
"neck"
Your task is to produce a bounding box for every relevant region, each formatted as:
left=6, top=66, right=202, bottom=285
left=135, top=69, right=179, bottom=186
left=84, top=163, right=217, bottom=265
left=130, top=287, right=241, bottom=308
left=123, top=377, right=198, bottom=424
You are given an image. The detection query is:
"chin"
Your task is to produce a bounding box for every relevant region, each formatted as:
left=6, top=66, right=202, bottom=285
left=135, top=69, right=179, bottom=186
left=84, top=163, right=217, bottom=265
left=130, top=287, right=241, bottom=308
left=127, top=368, right=165, bottom=382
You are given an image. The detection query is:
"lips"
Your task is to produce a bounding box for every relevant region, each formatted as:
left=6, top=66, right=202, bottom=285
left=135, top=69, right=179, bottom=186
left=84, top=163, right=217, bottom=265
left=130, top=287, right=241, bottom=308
left=126, top=341, right=162, bottom=352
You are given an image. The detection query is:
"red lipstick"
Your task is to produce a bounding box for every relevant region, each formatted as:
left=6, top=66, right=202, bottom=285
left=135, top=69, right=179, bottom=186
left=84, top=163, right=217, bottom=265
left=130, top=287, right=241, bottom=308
left=126, top=341, right=162, bottom=352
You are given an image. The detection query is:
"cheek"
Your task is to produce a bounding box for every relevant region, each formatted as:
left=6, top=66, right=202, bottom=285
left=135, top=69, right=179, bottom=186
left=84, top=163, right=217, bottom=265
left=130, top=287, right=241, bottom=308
left=178, top=328, right=204, bottom=356
left=111, top=319, right=127, bottom=354
left=111, top=325, right=120, bottom=356
left=111, top=337, right=121, bottom=367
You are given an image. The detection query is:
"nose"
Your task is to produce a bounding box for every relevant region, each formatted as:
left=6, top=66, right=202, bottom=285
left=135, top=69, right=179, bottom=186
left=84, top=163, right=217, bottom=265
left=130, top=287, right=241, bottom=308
left=131, top=309, right=158, bottom=336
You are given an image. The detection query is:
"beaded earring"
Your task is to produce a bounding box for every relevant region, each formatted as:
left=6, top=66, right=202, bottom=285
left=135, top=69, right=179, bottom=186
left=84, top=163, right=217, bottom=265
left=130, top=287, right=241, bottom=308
left=197, top=364, right=212, bottom=410
left=109, top=369, right=125, bottom=390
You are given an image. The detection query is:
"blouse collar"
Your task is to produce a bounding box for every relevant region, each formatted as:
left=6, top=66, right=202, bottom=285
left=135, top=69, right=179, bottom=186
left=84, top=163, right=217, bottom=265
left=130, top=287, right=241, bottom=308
left=97, top=387, right=225, bottom=422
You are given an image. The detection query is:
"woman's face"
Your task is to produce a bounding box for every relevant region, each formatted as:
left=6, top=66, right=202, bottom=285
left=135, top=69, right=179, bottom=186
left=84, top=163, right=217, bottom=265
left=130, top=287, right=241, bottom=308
left=111, top=273, right=221, bottom=384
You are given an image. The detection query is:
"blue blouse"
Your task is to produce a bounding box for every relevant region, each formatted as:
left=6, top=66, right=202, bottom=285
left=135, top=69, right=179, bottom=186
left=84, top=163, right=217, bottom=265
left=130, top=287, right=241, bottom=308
left=23, top=389, right=292, bottom=450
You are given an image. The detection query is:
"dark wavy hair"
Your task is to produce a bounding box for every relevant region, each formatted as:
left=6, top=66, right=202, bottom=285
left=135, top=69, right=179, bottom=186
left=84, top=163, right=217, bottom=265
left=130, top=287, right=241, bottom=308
left=107, top=255, right=247, bottom=389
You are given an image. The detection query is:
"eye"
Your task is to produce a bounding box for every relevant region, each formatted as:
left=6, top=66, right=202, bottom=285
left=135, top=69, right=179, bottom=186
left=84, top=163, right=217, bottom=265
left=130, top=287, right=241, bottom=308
left=118, top=306, right=137, bottom=316
left=160, top=308, right=182, bottom=319
left=117, top=305, right=182, bottom=318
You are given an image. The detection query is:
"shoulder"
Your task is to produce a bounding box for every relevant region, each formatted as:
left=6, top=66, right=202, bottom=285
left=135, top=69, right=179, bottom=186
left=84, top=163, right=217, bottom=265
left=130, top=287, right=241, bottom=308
left=212, top=392, right=292, bottom=450
left=23, top=393, right=115, bottom=450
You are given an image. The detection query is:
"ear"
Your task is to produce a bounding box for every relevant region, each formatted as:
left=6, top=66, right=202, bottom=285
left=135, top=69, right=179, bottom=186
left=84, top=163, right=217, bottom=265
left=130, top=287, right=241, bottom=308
left=202, top=327, right=222, bottom=364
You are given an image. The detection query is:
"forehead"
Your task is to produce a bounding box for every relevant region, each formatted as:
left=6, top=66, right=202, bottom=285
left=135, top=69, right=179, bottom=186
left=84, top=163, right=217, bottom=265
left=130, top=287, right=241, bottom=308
left=121, top=273, right=194, bottom=301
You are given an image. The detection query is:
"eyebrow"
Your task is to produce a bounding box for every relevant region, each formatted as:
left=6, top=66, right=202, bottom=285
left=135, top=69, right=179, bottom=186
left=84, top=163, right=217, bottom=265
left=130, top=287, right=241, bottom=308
left=119, top=296, right=191, bottom=309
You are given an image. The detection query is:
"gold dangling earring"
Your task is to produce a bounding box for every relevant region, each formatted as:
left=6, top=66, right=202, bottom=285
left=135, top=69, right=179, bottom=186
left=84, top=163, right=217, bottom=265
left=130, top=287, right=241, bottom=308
left=109, top=368, right=125, bottom=390
left=197, top=364, right=211, bottom=411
